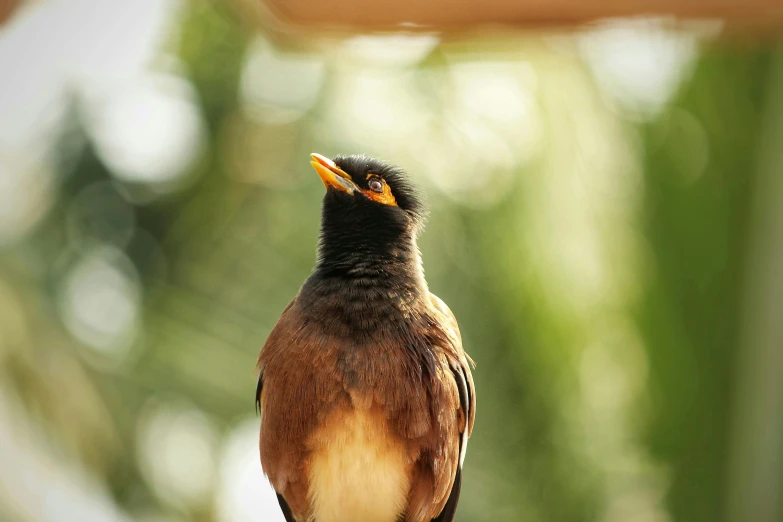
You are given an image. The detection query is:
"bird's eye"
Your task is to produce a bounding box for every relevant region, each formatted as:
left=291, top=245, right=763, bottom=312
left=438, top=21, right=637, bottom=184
left=368, top=177, right=384, bottom=193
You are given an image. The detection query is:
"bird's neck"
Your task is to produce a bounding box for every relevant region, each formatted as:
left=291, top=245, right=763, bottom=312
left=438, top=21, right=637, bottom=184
left=300, top=229, right=429, bottom=331
left=314, top=231, right=426, bottom=293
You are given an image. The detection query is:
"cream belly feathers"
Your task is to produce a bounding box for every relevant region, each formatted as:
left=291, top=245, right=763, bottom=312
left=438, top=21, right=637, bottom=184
left=307, top=406, right=411, bottom=522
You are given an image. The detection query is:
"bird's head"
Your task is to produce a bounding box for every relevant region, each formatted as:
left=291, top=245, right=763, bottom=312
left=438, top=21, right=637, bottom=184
left=311, top=152, right=425, bottom=228
left=309, top=153, right=426, bottom=274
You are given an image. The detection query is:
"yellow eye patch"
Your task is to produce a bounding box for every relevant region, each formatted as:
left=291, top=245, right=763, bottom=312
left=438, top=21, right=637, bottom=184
left=362, top=174, right=397, bottom=206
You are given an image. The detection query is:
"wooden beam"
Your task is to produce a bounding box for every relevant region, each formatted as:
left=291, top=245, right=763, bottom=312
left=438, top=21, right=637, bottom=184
left=260, top=0, right=783, bottom=30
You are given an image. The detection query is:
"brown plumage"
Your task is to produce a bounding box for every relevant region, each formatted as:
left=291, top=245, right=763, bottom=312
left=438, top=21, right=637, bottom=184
left=256, top=154, right=475, bottom=522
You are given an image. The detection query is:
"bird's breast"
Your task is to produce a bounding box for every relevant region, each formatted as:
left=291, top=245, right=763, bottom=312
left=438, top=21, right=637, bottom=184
left=306, top=403, right=412, bottom=522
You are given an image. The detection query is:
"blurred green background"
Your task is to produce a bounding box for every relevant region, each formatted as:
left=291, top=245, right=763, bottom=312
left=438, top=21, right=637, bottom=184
left=1, top=1, right=782, bottom=521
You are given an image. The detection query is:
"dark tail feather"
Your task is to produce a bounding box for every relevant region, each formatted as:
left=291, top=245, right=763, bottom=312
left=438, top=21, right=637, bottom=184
left=276, top=493, right=296, bottom=522
left=432, top=467, right=462, bottom=522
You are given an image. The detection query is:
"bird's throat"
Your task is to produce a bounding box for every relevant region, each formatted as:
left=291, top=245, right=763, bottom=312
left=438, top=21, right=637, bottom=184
left=302, top=233, right=428, bottom=335
left=315, top=221, right=424, bottom=288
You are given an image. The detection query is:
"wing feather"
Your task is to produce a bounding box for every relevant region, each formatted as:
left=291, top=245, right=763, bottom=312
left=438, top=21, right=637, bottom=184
left=428, top=293, right=476, bottom=521
left=431, top=468, right=462, bottom=522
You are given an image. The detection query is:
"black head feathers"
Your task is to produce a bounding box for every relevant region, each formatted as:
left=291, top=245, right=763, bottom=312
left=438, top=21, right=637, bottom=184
left=313, top=154, right=427, bottom=280
left=333, top=154, right=427, bottom=223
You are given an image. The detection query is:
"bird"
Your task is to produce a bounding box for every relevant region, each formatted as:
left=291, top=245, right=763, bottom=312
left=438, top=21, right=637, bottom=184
left=256, top=153, right=475, bottom=522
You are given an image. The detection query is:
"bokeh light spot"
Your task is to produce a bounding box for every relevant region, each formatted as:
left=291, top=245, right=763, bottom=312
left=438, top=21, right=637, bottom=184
left=137, top=400, right=219, bottom=508
left=58, top=246, right=141, bottom=359
left=86, top=73, right=206, bottom=187
left=216, top=419, right=285, bottom=522
left=240, top=36, right=326, bottom=124
left=579, top=19, right=701, bottom=120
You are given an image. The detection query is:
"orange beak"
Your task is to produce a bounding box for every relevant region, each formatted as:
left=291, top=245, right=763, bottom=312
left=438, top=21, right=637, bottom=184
left=310, top=153, right=357, bottom=194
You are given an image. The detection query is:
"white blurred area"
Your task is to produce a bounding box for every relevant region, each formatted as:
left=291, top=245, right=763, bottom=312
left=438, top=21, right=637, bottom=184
left=137, top=400, right=220, bottom=509
left=578, top=18, right=705, bottom=120
left=58, top=245, right=141, bottom=363
left=0, top=0, right=203, bottom=214
left=216, top=419, right=286, bottom=522
left=240, top=36, right=326, bottom=124
left=0, top=386, right=133, bottom=522
left=84, top=72, right=206, bottom=190
left=0, top=0, right=179, bottom=150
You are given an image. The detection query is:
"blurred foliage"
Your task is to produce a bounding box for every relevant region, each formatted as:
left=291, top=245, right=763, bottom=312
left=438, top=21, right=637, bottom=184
left=1, top=1, right=782, bottom=522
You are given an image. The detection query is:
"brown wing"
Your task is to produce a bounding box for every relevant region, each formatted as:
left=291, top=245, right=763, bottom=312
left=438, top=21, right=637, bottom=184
left=256, top=296, right=346, bottom=521
left=255, top=300, right=295, bottom=414
left=430, top=293, right=476, bottom=446
left=405, top=294, right=475, bottom=522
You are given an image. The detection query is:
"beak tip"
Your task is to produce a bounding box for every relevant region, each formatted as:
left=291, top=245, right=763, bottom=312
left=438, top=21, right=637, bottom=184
left=310, top=154, right=355, bottom=195
left=310, top=152, right=336, bottom=168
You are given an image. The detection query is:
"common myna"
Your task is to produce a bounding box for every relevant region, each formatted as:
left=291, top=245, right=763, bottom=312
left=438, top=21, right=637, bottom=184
left=256, top=153, right=476, bottom=522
